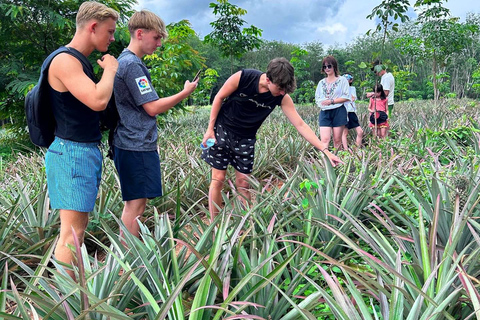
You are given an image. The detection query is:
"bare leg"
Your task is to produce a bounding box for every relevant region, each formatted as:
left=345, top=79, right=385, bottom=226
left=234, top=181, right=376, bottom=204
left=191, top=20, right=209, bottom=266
left=379, top=127, right=388, bottom=139
left=355, top=126, right=364, bottom=147
left=332, top=126, right=345, bottom=150
left=208, top=168, right=227, bottom=222
left=55, top=209, right=89, bottom=279
left=234, top=170, right=251, bottom=209
left=121, top=198, right=147, bottom=238
left=342, top=128, right=349, bottom=150
left=319, top=126, right=332, bottom=150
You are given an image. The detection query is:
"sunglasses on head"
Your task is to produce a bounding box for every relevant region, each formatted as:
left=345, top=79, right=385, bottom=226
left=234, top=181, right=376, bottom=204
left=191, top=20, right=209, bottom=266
left=323, top=64, right=333, bottom=70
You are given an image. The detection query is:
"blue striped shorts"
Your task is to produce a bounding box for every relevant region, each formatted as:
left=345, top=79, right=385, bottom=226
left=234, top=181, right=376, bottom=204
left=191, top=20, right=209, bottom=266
left=45, top=137, right=102, bottom=212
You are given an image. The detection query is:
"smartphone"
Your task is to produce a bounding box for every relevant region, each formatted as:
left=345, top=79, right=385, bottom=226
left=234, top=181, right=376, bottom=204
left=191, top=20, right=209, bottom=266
left=193, top=69, right=202, bottom=82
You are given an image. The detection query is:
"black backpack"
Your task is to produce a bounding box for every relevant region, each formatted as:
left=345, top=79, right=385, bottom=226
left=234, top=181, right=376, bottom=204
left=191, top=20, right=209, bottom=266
left=25, top=46, right=97, bottom=147
left=25, top=46, right=118, bottom=152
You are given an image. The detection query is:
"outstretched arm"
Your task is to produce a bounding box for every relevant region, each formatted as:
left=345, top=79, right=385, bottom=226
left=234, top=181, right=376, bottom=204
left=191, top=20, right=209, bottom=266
left=143, top=79, right=198, bottom=116
left=281, top=94, right=342, bottom=166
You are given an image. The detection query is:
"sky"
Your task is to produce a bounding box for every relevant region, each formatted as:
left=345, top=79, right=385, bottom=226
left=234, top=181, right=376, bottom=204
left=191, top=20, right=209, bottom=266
left=135, top=0, right=480, bottom=47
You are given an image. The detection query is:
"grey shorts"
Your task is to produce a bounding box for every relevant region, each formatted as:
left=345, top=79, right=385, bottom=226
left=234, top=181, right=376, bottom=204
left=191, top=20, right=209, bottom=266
left=45, top=137, right=102, bottom=212
left=201, top=123, right=256, bottom=174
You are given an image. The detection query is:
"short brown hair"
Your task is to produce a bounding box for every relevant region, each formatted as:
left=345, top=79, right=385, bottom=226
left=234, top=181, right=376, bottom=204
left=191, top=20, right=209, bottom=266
left=322, top=55, right=339, bottom=77
left=128, top=10, right=168, bottom=39
left=266, top=58, right=296, bottom=94
left=76, top=1, right=119, bottom=28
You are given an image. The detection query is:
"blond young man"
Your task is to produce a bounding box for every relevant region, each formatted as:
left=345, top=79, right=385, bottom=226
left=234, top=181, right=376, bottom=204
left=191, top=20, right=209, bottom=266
left=113, top=10, right=198, bottom=238
left=45, top=1, right=119, bottom=278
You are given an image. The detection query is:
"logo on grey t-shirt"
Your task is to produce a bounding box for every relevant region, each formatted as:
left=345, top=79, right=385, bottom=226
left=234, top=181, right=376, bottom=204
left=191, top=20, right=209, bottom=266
left=135, top=76, right=153, bottom=95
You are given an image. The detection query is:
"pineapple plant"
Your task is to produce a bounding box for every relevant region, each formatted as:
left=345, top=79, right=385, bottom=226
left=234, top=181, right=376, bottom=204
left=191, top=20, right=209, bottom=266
left=449, top=174, right=469, bottom=211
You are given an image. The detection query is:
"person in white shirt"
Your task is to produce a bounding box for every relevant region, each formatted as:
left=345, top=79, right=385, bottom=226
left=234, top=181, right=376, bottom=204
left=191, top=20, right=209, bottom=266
left=341, top=74, right=363, bottom=149
left=315, top=55, right=351, bottom=150
left=373, top=63, right=395, bottom=118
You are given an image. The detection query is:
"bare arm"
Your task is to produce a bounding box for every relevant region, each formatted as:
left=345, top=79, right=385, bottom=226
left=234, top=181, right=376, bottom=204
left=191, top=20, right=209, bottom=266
left=48, top=53, right=118, bottom=111
left=202, top=71, right=241, bottom=144
left=281, top=95, right=343, bottom=166
left=368, top=99, right=375, bottom=112
left=143, top=79, right=198, bottom=116
left=320, top=97, right=349, bottom=107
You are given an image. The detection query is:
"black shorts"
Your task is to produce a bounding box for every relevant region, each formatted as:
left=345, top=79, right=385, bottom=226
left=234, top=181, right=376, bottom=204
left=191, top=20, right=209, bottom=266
left=113, top=146, right=163, bottom=201
left=201, top=123, right=256, bottom=174
left=319, top=105, right=348, bottom=127
left=346, top=112, right=360, bottom=129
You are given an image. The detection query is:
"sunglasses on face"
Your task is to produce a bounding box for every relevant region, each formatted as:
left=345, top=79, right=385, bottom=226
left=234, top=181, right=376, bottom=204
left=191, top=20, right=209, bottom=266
left=323, top=64, right=333, bottom=70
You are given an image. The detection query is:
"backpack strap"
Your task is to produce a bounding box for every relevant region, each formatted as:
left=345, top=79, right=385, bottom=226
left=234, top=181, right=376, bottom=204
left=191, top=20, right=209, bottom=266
left=26, top=47, right=97, bottom=147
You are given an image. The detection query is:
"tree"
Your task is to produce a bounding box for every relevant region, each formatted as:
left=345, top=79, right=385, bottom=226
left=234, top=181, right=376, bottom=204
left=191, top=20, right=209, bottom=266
left=289, top=48, right=315, bottom=105
left=146, top=20, right=208, bottom=111
left=414, top=1, right=479, bottom=101
left=366, top=0, right=410, bottom=59
left=204, top=0, right=263, bottom=74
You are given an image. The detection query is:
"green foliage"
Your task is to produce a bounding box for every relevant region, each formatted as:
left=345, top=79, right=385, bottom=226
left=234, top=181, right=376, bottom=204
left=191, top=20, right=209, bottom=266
left=204, top=0, right=263, bottom=73
left=289, top=48, right=316, bottom=105
left=390, top=65, right=417, bottom=100
left=0, top=0, right=135, bottom=142
left=146, top=20, right=207, bottom=118
left=366, top=0, right=410, bottom=35
left=191, top=68, right=219, bottom=106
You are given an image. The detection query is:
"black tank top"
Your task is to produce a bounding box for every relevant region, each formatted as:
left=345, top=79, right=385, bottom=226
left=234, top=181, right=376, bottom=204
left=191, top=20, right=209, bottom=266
left=217, top=69, right=284, bottom=138
left=48, top=52, right=101, bottom=142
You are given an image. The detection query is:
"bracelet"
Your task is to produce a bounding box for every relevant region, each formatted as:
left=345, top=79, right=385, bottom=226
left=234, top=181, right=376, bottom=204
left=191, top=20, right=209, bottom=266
left=321, top=148, right=328, bottom=153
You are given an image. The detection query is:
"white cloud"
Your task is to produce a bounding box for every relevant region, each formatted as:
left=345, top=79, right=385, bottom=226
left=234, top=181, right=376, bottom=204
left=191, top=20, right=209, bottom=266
left=130, top=0, right=480, bottom=46
left=316, top=23, right=348, bottom=35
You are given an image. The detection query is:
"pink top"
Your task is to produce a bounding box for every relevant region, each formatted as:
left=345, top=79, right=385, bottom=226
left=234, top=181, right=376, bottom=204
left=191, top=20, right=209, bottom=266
left=369, top=97, right=389, bottom=128
left=369, top=97, right=387, bottom=112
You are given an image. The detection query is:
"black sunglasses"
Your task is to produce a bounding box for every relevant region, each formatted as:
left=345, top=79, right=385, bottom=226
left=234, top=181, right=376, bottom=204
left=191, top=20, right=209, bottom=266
left=322, top=64, right=333, bottom=70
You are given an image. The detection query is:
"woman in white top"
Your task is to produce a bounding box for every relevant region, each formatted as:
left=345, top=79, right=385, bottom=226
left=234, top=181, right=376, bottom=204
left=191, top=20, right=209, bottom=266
left=315, top=55, right=351, bottom=150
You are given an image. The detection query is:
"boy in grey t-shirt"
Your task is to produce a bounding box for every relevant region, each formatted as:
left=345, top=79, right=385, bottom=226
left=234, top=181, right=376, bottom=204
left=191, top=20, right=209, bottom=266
left=113, top=10, right=198, bottom=238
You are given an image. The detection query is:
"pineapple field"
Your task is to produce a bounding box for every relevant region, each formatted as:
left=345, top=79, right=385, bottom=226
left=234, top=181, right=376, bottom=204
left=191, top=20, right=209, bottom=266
left=1, top=98, right=480, bottom=319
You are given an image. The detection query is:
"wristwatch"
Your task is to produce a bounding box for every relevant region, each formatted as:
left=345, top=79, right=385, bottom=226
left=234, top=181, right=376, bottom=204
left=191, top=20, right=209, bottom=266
left=331, top=98, right=334, bottom=104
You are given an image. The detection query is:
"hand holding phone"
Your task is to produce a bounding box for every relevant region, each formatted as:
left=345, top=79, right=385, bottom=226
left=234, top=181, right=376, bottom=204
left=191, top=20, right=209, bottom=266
left=193, top=69, right=202, bottom=82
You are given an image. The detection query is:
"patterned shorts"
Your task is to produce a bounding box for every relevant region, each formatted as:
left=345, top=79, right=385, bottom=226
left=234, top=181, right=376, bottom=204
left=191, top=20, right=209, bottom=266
left=45, top=137, right=102, bottom=212
left=201, top=123, right=256, bottom=174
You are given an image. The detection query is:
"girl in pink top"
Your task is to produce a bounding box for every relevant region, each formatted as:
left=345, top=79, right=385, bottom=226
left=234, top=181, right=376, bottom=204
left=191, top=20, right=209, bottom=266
left=368, top=83, right=389, bottom=138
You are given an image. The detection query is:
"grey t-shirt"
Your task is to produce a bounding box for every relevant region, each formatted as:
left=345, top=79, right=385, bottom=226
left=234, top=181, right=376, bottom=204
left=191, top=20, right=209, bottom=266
left=113, top=49, right=159, bottom=151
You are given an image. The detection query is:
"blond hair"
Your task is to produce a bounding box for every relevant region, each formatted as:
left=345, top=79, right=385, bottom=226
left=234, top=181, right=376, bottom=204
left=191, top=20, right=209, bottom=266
left=76, top=1, right=119, bottom=28
left=128, top=10, right=168, bottom=39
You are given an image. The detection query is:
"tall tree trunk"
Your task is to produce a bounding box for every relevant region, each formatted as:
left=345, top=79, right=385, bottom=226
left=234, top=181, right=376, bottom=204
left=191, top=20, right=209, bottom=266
left=432, top=51, right=439, bottom=102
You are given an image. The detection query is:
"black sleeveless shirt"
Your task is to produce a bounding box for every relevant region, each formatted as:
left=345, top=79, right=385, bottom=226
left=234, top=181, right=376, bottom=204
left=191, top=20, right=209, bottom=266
left=49, top=51, right=101, bottom=142
left=216, top=69, right=284, bottom=138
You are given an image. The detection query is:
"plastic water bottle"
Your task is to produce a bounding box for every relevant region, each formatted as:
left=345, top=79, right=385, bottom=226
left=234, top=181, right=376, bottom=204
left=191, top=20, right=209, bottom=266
left=200, top=138, right=215, bottom=150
